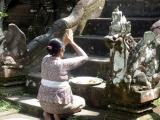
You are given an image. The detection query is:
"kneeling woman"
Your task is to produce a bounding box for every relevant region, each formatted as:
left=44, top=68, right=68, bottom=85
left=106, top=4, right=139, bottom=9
left=37, top=29, right=88, bottom=120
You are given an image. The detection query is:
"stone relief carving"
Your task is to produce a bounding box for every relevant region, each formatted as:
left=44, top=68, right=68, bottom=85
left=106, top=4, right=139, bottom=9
left=105, top=8, right=160, bottom=91
left=151, top=19, right=160, bottom=71
left=127, top=31, right=159, bottom=91
left=5, top=24, right=27, bottom=59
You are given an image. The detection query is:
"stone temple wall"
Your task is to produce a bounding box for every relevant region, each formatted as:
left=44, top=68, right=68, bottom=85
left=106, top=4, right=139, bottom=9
left=101, top=0, right=160, bottom=17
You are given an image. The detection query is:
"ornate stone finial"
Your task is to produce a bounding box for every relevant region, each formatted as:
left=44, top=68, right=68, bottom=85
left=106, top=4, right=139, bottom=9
left=110, top=7, right=131, bottom=37
left=115, top=6, right=119, bottom=12
left=111, top=7, right=122, bottom=23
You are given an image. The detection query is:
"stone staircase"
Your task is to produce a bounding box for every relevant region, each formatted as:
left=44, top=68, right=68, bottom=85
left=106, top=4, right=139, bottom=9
left=1, top=1, right=160, bottom=119
left=82, top=18, right=159, bottom=37
left=102, top=0, right=160, bottom=18
left=25, top=14, right=159, bottom=107
left=66, top=33, right=109, bottom=79
left=68, top=17, right=159, bottom=78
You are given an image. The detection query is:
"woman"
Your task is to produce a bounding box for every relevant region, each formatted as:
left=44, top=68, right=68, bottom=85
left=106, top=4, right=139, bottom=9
left=37, top=29, right=88, bottom=120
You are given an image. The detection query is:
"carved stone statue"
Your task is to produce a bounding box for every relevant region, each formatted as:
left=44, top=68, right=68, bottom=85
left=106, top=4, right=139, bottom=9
left=105, top=8, right=160, bottom=116
left=127, top=31, right=159, bottom=91
left=5, top=24, right=27, bottom=59
left=105, top=8, right=160, bottom=91
left=105, top=7, right=136, bottom=86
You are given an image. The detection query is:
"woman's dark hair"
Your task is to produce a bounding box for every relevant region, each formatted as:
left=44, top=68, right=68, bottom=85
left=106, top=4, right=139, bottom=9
left=46, top=38, right=63, bottom=56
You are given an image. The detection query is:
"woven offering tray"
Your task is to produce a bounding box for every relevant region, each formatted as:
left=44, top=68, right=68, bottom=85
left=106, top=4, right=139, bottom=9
left=69, top=76, right=103, bottom=86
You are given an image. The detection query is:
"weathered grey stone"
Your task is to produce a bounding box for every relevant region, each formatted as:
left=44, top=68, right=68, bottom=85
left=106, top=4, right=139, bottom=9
left=151, top=20, right=160, bottom=35
left=5, top=23, right=27, bottom=59
left=106, top=84, right=160, bottom=107
left=104, top=9, right=160, bottom=119
left=102, top=0, right=160, bottom=17
left=70, top=82, right=106, bottom=108
left=105, top=109, right=160, bottom=120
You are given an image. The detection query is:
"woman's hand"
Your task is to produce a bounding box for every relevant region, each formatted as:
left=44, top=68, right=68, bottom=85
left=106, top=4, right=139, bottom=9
left=63, top=35, right=69, bottom=46
left=64, top=29, right=75, bottom=46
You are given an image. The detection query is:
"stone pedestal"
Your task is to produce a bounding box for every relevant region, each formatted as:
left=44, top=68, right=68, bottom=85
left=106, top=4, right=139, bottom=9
left=106, top=85, right=160, bottom=106
left=105, top=85, right=160, bottom=120
left=0, top=66, right=26, bottom=86
left=105, top=109, right=160, bottom=120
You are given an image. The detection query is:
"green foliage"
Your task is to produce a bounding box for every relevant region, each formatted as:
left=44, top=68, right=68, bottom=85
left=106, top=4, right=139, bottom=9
left=0, top=12, right=8, bottom=18
left=0, top=100, right=21, bottom=112
left=153, top=98, right=160, bottom=106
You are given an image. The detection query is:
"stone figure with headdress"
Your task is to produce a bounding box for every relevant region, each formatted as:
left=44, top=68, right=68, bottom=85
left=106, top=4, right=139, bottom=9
left=105, top=7, right=136, bottom=86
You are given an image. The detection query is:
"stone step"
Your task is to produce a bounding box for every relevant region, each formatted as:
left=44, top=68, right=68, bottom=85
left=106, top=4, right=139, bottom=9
left=64, top=54, right=110, bottom=63
left=0, top=109, right=40, bottom=120
left=82, top=18, right=159, bottom=37
left=0, top=81, right=26, bottom=87
left=0, top=109, right=19, bottom=118
left=69, top=56, right=110, bottom=80
left=69, top=36, right=141, bottom=57
left=67, top=36, right=110, bottom=57
left=3, top=96, right=43, bottom=118
left=101, top=0, right=160, bottom=18
left=4, top=95, right=106, bottom=120
left=60, top=55, right=110, bottom=80
left=0, top=86, right=25, bottom=97
left=0, top=76, right=26, bottom=85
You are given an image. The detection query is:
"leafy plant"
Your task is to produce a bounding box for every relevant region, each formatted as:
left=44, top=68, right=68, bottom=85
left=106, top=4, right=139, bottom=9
left=0, top=12, right=8, bottom=18
left=0, top=100, right=21, bottom=112
left=153, top=98, right=160, bottom=106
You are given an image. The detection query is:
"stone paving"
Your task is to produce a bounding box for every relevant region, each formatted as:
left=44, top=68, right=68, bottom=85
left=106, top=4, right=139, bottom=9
left=2, top=96, right=106, bottom=120
left=1, top=101, right=160, bottom=120
left=0, top=107, right=105, bottom=120
left=0, top=109, right=41, bottom=120
left=2, top=95, right=160, bottom=120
